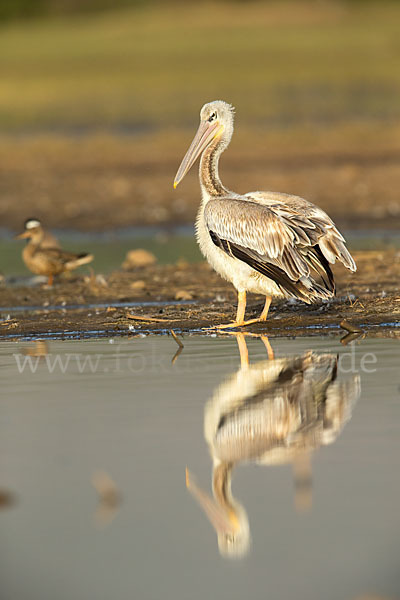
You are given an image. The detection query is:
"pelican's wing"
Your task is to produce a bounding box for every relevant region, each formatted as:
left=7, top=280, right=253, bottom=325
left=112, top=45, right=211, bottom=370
left=205, top=196, right=355, bottom=302
left=245, top=191, right=356, bottom=271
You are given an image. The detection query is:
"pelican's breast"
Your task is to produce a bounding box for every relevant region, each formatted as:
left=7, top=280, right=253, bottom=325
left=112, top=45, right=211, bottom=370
left=195, top=199, right=284, bottom=296
left=195, top=202, right=249, bottom=286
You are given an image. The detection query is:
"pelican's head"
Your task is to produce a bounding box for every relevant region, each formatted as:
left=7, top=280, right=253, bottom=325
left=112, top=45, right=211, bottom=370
left=15, top=218, right=43, bottom=241
left=186, top=464, right=250, bottom=559
left=174, top=100, right=235, bottom=188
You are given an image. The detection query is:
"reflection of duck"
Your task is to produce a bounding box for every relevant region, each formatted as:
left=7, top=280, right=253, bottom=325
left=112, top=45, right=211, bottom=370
left=16, top=218, right=93, bottom=286
left=22, top=340, right=49, bottom=358
left=187, top=334, right=360, bottom=558
left=91, top=470, right=122, bottom=528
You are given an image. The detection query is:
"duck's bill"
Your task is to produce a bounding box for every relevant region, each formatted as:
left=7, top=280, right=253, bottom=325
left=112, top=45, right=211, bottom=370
left=15, top=231, right=30, bottom=239
left=174, top=120, right=220, bottom=188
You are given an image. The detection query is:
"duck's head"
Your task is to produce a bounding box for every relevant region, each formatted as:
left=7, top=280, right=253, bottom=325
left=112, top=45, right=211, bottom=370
left=174, top=100, right=235, bottom=188
left=15, top=218, right=43, bottom=241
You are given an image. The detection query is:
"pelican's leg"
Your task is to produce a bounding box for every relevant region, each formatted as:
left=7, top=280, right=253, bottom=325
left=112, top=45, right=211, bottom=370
left=47, top=274, right=53, bottom=286
left=208, top=290, right=248, bottom=329
left=236, top=333, right=249, bottom=368
left=259, top=296, right=272, bottom=321
left=227, top=295, right=273, bottom=328
left=207, top=294, right=273, bottom=331
left=293, top=453, right=312, bottom=512
left=261, top=335, right=274, bottom=360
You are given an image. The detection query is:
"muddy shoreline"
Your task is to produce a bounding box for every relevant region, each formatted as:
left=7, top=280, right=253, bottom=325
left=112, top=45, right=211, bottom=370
left=0, top=250, right=399, bottom=341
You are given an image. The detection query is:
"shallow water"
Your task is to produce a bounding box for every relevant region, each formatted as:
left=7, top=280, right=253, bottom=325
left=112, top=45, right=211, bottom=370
left=1, top=227, right=399, bottom=277
left=0, top=228, right=201, bottom=278
left=1, top=335, right=399, bottom=600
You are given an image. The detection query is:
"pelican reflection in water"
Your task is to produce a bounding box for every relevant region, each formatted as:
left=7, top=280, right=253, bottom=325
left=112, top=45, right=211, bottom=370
left=186, top=334, right=360, bottom=558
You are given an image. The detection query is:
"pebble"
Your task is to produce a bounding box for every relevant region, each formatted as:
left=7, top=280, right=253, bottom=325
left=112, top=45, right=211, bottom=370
left=175, top=290, right=193, bottom=301
left=130, top=280, right=146, bottom=290
left=175, top=258, right=189, bottom=269
left=122, top=249, right=157, bottom=269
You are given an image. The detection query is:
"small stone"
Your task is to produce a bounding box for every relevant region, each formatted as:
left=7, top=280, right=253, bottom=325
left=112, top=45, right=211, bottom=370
left=95, top=274, right=108, bottom=287
left=122, top=249, right=157, bottom=269
left=130, top=280, right=146, bottom=290
left=287, top=298, right=299, bottom=305
left=175, top=290, right=193, bottom=301
left=175, top=258, right=189, bottom=269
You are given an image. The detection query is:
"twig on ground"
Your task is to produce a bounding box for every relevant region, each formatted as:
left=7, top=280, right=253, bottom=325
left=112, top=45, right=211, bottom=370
left=126, top=313, right=180, bottom=323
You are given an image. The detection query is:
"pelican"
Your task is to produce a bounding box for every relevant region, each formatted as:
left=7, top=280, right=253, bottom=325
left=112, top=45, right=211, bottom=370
left=186, top=333, right=360, bottom=557
left=16, top=218, right=93, bottom=286
left=174, top=101, right=356, bottom=328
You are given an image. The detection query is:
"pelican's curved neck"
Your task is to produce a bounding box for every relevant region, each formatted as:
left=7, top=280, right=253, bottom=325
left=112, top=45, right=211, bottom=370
left=212, top=461, right=234, bottom=509
left=199, top=139, right=229, bottom=198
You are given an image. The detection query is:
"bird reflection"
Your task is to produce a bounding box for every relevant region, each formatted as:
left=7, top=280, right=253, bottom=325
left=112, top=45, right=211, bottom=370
left=21, top=340, right=49, bottom=359
left=186, top=333, right=360, bottom=558
left=0, top=488, right=17, bottom=510
left=91, top=470, right=122, bottom=528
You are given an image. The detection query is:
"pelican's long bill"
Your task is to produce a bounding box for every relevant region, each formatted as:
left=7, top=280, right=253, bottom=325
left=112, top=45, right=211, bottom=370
left=174, top=120, right=221, bottom=188
left=185, top=468, right=238, bottom=536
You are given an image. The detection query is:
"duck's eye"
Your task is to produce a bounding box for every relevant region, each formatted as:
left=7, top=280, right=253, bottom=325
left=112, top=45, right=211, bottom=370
left=208, top=112, right=217, bottom=122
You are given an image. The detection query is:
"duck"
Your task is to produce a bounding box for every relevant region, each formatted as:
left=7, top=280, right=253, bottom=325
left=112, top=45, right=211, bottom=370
left=16, top=218, right=93, bottom=286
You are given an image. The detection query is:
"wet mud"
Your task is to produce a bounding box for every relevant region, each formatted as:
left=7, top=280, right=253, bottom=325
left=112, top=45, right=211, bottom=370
left=0, top=250, right=399, bottom=340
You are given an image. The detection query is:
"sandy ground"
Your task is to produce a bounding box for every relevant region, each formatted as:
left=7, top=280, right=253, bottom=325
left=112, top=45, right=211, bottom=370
left=0, top=250, right=399, bottom=340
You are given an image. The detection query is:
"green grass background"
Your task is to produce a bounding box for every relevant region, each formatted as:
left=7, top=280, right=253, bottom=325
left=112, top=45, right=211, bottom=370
left=1, top=1, right=399, bottom=131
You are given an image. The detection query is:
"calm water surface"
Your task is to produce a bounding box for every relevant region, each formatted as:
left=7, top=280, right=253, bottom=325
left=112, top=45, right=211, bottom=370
left=1, top=335, right=399, bottom=600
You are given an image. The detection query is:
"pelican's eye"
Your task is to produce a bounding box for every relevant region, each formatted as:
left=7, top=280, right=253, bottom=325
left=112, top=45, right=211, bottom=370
left=208, top=112, right=217, bottom=122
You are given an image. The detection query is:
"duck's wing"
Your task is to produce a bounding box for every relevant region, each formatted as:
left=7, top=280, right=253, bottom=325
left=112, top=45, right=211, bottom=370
left=38, top=247, right=92, bottom=268
left=205, top=195, right=355, bottom=302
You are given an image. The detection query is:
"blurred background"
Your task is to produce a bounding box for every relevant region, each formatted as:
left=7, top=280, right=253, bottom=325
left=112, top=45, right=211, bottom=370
left=1, top=0, right=400, bottom=273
